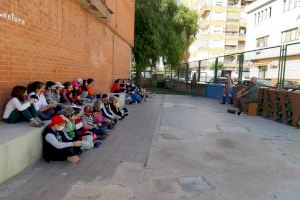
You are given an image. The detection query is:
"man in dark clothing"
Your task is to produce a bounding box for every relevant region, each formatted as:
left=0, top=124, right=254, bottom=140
left=236, top=77, right=259, bottom=115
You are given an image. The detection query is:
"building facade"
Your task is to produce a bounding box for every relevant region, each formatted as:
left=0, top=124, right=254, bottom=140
left=0, top=0, right=134, bottom=110
left=181, top=0, right=254, bottom=71
left=245, top=0, right=300, bottom=83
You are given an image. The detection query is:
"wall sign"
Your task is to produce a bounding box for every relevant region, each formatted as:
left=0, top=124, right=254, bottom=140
left=0, top=12, right=26, bottom=25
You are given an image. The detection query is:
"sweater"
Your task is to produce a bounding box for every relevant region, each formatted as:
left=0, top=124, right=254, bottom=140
left=3, top=98, right=31, bottom=119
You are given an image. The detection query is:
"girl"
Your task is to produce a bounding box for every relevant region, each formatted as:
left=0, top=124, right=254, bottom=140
left=42, top=115, right=82, bottom=163
left=71, top=80, right=83, bottom=105
left=60, top=106, right=95, bottom=150
left=60, top=82, right=73, bottom=104
left=109, top=96, right=124, bottom=120
left=81, top=106, right=107, bottom=141
left=3, top=86, right=43, bottom=127
left=93, top=98, right=115, bottom=129
left=87, top=78, right=96, bottom=100
left=28, top=81, right=56, bottom=120
left=44, top=81, right=62, bottom=112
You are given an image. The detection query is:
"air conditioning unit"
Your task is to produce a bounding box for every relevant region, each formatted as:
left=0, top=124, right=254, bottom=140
left=76, top=0, right=113, bottom=22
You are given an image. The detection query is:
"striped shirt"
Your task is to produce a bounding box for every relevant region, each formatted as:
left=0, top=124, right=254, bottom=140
left=81, top=114, right=95, bottom=129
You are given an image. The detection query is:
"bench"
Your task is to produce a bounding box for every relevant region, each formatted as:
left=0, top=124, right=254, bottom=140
left=245, top=103, right=258, bottom=116
left=0, top=93, right=127, bottom=184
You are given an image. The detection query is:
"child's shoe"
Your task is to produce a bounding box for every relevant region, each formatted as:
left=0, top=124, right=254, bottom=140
left=94, top=140, right=102, bottom=148
left=29, top=118, right=43, bottom=127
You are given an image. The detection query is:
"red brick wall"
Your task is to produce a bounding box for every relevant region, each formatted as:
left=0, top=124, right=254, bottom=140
left=0, top=0, right=134, bottom=112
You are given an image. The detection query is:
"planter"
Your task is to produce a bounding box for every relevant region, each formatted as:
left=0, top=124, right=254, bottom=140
left=269, top=89, right=281, bottom=122
left=262, top=89, right=271, bottom=118
left=288, top=92, right=300, bottom=127
left=278, top=91, right=288, bottom=124
left=257, top=88, right=264, bottom=116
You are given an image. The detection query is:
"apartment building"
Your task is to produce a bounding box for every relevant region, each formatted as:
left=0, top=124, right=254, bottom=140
left=245, top=0, right=300, bottom=83
left=181, top=0, right=255, bottom=71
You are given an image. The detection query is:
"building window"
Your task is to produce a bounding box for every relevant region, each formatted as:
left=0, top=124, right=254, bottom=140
left=281, top=28, right=299, bottom=43
left=254, top=7, right=272, bottom=26
left=216, top=1, right=223, bottom=6
left=256, top=36, right=269, bottom=48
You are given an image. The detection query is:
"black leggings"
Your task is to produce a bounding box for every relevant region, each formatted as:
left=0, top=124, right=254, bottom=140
left=46, top=147, right=81, bottom=162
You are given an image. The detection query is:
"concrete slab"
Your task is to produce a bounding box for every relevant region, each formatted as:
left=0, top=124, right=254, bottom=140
left=1, top=94, right=300, bottom=200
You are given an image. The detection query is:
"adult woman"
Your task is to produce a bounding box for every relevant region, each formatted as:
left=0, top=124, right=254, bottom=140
left=3, top=86, right=43, bottom=127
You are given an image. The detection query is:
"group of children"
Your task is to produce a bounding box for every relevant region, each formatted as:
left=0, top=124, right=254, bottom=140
left=3, top=78, right=98, bottom=127
left=2, top=78, right=150, bottom=163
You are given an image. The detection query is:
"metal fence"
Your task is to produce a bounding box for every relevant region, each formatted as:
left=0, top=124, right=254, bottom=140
left=132, top=42, right=300, bottom=89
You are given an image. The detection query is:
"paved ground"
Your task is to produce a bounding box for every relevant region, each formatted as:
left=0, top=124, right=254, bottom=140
left=1, top=94, right=300, bottom=200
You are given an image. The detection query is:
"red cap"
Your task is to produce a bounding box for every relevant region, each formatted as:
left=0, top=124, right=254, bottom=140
left=50, top=115, right=66, bottom=127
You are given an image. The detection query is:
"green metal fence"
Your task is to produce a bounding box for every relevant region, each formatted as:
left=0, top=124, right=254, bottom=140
left=132, top=42, right=300, bottom=90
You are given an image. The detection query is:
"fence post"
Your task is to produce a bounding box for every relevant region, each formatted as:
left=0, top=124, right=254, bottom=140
left=197, top=60, right=201, bottom=82
left=185, top=63, right=189, bottom=83
left=238, top=53, right=244, bottom=84
left=277, top=45, right=288, bottom=89
left=277, top=46, right=283, bottom=88
left=213, top=58, right=218, bottom=83
left=281, top=45, right=287, bottom=89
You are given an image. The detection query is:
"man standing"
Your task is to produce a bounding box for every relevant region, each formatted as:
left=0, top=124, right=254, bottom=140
left=221, top=73, right=234, bottom=104
left=236, top=77, right=259, bottom=115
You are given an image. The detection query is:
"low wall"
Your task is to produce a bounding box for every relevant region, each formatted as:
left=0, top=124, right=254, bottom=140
left=165, top=81, right=206, bottom=96
left=0, top=124, right=44, bottom=184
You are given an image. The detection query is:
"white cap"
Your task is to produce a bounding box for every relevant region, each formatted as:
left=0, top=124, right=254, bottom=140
left=55, top=82, right=65, bottom=88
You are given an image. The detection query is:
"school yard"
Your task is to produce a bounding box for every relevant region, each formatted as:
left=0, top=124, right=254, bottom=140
left=1, top=94, right=300, bottom=200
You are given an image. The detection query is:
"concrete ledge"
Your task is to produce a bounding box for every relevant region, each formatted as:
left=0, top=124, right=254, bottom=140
left=0, top=122, right=48, bottom=184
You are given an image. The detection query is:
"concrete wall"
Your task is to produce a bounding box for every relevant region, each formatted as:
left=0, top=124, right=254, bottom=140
left=0, top=0, right=134, bottom=112
left=0, top=125, right=44, bottom=184
left=165, top=81, right=206, bottom=96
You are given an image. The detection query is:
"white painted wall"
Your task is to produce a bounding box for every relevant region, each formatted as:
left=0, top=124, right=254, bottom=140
left=245, top=0, right=300, bottom=82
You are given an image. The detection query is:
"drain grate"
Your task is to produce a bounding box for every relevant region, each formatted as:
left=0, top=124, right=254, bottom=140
left=178, top=175, right=215, bottom=193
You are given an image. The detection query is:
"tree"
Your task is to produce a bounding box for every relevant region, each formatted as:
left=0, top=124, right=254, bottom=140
left=133, top=0, right=198, bottom=83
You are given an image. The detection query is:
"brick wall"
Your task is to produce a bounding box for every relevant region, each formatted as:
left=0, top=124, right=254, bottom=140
left=0, top=0, right=134, bottom=112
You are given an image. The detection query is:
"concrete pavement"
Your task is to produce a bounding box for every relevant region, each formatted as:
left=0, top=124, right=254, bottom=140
left=1, top=94, right=300, bottom=200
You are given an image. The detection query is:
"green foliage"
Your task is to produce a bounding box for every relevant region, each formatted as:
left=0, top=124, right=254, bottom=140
left=133, top=0, right=198, bottom=72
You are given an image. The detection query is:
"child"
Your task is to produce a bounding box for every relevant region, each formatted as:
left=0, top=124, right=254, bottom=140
left=42, top=115, right=82, bottom=163
left=101, top=94, right=118, bottom=123
left=109, top=96, right=124, bottom=120
left=59, top=106, right=95, bottom=150
left=82, top=106, right=107, bottom=141
left=3, top=86, right=43, bottom=127
left=71, top=80, right=83, bottom=105
left=111, top=80, right=121, bottom=93
left=60, top=82, right=73, bottom=104
left=87, top=78, right=96, bottom=100
left=93, top=97, right=115, bottom=129
left=114, top=94, right=128, bottom=115
left=80, top=79, right=89, bottom=98
left=27, top=81, right=56, bottom=120
left=44, top=81, right=63, bottom=112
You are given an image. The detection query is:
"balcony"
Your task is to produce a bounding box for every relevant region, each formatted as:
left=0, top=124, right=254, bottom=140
left=238, top=33, right=246, bottom=41
left=76, top=0, right=113, bottom=22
